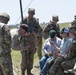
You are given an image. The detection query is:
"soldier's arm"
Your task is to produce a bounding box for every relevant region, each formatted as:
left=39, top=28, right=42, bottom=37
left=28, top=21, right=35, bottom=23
left=11, top=35, right=22, bottom=50
left=65, top=42, right=76, bottom=60
left=2, top=25, right=11, bottom=44
left=35, top=20, right=41, bottom=32
left=43, top=23, right=50, bottom=33
left=10, top=29, right=22, bottom=51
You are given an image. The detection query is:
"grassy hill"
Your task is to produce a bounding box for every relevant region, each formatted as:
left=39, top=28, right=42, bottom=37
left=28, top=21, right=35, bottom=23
left=59, top=22, right=70, bottom=29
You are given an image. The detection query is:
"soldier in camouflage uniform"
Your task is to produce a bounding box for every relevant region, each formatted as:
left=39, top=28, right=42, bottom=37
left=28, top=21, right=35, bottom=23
left=43, top=15, right=61, bottom=39
left=0, top=12, right=13, bottom=75
left=48, top=26, right=76, bottom=75
left=10, top=24, right=30, bottom=75
left=20, top=8, right=41, bottom=75
left=36, top=18, right=42, bottom=60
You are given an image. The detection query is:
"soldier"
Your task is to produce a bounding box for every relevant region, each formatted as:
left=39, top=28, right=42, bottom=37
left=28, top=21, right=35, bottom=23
left=20, top=8, right=41, bottom=75
left=48, top=26, right=76, bottom=75
left=0, top=12, right=13, bottom=75
left=10, top=24, right=30, bottom=75
left=43, top=15, right=61, bottom=39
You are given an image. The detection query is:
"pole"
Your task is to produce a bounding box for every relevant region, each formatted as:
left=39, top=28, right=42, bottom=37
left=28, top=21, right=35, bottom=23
left=19, top=0, right=29, bottom=75
left=19, top=0, right=23, bottom=23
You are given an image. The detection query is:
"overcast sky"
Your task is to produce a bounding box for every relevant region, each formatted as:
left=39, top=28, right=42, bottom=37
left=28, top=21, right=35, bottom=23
left=0, top=0, right=76, bottom=25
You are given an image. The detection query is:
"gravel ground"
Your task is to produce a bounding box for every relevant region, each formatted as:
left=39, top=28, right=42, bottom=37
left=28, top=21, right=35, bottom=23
left=13, top=62, right=40, bottom=75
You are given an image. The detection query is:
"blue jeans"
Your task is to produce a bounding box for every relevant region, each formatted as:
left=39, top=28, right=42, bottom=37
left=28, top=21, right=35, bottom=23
left=39, top=55, right=52, bottom=75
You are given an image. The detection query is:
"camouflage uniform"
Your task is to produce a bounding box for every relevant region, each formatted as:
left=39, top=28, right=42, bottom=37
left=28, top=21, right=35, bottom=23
left=0, top=23, right=13, bottom=75
left=43, top=15, right=60, bottom=39
left=10, top=24, right=31, bottom=75
left=0, top=12, right=13, bottom=75
left=49, top=38, right=76, bottom=75
left=36, top=21, right=42, bottom=60
left=21, top=34, right=36, bottom=74
left=20, top=8, right=41, bottom=75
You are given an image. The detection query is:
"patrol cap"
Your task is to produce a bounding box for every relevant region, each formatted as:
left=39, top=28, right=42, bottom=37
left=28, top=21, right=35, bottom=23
left=69, top=19, right=76, bottom=34
left=52, top=15, right=59, bottom=21
left=69, top=26, right=76, bottom=33
left=20, top=24, right=28, bottom=32
left=61, top=27, right=69, bottom=34
left=28, top=8, right=35, bottom=15
left=0, top=12, right=10, bottom=21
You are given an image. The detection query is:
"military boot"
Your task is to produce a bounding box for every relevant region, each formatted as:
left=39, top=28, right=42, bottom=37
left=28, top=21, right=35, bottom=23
left=27, top=70, right=33, bottom=75
left=21, top=70, right=25, bottom=75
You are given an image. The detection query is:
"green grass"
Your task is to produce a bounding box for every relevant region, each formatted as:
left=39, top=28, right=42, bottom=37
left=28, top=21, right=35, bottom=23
left=11, top=50, right=21, bottom=69
left=59, top=22, right=70, bottom=29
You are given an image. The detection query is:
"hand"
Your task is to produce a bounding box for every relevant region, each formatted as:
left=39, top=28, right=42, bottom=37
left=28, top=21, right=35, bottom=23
left=49, top=51, right=53, bottom=56
left=24, top=45, right=30, bottom=50
left=31, top=31, right=36, bottom=37
left=25, top=33, right=31, bottom=36
left=50, top=41, right=55, bottom=46
left=45, top=52, right=49, bottom=56
left=53, top=52, right=58, bottom=57
left=63, top=54, right=67, bottom=58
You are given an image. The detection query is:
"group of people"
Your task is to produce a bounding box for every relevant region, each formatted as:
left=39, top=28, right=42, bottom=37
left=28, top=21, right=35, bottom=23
left=0, top=8, right=43, bottom=75
left=0, top=7, right=76, bottom=75
left=40, top=14, right=76, bottom=75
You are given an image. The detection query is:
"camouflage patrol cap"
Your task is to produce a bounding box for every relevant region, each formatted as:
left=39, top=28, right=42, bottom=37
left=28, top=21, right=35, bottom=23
left=52, top=15, right=59, bottom=21
left=0, top=12, right=10, bottom=21
left=69, top=20, right=76, bottom=33
left=28, top=8, right=35, bottom=15
left=69, top=26, right=76, bottom=32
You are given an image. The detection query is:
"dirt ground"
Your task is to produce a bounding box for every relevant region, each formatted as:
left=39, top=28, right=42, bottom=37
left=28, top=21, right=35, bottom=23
left=13, top=61, right=40, bottom=75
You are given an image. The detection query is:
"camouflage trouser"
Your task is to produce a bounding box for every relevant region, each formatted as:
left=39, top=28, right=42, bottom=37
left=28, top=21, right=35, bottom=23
left=36, top=37, right=42, bottom=60
left=49, top=57, right=64, bottom=75
left=0, top=54, right=13, bottom=75
left=55, top=66, right=65, bottom=75
left=49, top=57, right=76, bottom=75
left=0, top=66, right=3, bottom=75
left=61, top=58, right=76, bottom=70
left=55, top=58, right=76, bottom=75
left=21, top=47, right=35, bottom=72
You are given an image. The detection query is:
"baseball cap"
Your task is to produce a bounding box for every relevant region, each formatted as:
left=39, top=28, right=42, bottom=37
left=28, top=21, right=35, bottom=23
left=61, top=27, right=69, bottom=34
left=49, top=30, right=56, bottom=38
